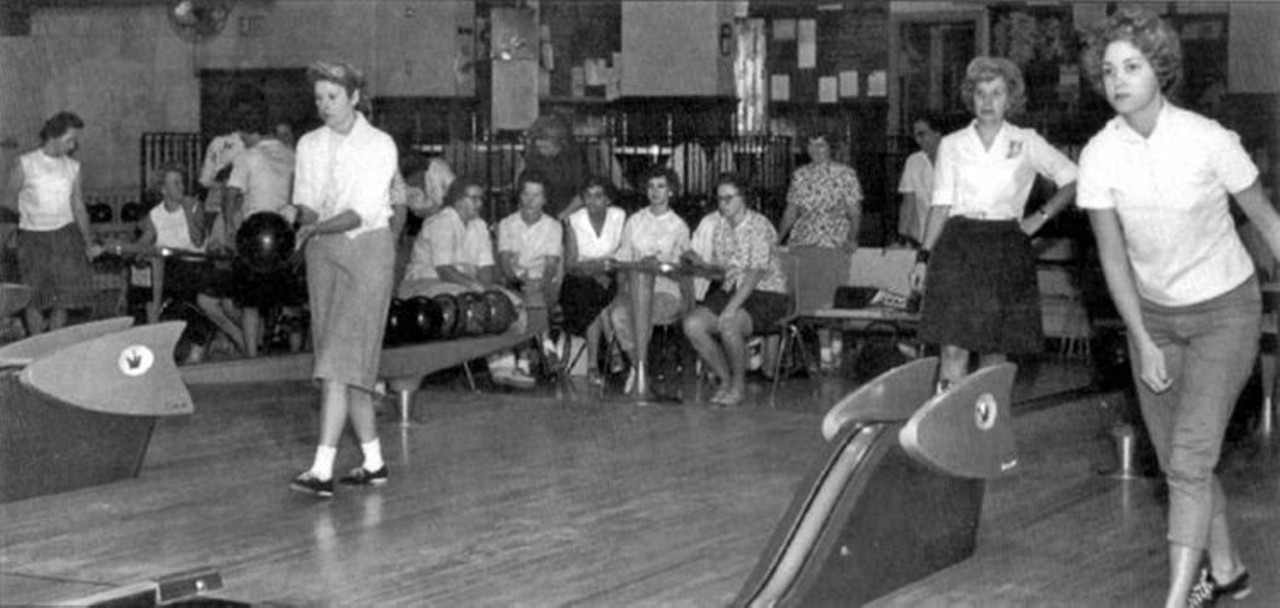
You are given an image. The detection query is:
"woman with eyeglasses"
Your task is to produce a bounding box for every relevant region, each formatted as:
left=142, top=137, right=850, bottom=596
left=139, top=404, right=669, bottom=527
left=682, top=175, right=788, bottom=406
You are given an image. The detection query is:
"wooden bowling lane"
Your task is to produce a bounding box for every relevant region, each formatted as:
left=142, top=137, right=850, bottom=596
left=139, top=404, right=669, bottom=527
left=868, top=394, right=1280, bottom=607
left=2, top=372, right=1277, bottom=606
left=0, top=382, right=825, bottom=606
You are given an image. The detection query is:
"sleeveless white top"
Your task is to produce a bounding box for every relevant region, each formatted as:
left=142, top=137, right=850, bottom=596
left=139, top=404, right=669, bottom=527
left=566, top=206, right=625, bottom=260
left=17, top=149, right=79, bottom=231
left=149, top=202, right=201, bottom=251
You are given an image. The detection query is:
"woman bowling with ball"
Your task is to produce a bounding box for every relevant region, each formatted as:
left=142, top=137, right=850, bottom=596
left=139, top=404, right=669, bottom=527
left=1079, top=9, right=1276, bottom=606
left=288, top=60, right=398, bottom=498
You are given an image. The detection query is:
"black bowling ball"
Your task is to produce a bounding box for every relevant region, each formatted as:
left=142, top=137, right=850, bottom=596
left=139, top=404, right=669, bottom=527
left=235, top=212, right=295, bottom=273
left=457, top=291, right=490, bottom=336
left=119, top=202, right=144, bottom=223
left=407, top=295, right=442, bottom=342
left=88, top=203, right=113, bottom=224
left=384, top=298, right=407, bottom=346
left=483, top=290, right=517, bottom=334
left=432, top=293, right=459, bottom=339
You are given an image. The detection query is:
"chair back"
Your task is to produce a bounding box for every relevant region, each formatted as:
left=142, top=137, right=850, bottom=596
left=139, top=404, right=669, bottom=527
left=783, top=246, right=850, bottom=317
left=847, top=247, right=916, bottom=295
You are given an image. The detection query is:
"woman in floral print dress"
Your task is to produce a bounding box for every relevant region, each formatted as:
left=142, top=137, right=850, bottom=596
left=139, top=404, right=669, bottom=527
left=778, top=132, right=863, bottom=251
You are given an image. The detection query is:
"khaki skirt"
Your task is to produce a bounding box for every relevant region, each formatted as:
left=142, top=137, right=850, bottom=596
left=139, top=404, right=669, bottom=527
left=306, top=228, right=396, bottom=391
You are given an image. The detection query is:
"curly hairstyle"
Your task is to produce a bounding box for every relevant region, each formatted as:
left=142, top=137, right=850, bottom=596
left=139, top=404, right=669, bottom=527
left=443, top=177, right=483, bottom=208
left=157, top=161, right=189, bottom=188
left=960, top=57, right=1026, bottom=117
left=1081, top=7, right=1182, bottom=97
left=643, top=164, right=681, bottom=195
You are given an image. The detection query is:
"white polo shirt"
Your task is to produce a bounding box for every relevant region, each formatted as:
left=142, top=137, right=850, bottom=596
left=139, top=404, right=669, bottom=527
left=498, top=211, right=563, bottom=280
left=932, top=121, right=1077, bottom=220
left=897, top=150, right=933, bottom=242
left=1078, top=103, right=1259, bottom=306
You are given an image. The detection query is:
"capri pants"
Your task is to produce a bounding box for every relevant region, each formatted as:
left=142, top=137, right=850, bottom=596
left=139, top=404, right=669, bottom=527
left=1130, top=275, right=1259, bottom=549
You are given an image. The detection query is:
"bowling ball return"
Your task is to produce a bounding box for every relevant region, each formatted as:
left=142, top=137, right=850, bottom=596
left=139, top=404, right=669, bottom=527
left=735, top=357, right=1019, bottom=606
left=176, top=293, right=548, bottom=425
left=0, top=317, right=194, bottom=503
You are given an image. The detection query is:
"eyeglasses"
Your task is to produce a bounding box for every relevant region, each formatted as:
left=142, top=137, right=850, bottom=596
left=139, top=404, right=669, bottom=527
left=717, top=194, right=741, bottom=202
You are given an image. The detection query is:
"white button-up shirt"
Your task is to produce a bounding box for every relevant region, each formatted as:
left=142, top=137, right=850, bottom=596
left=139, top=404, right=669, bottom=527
left=1077, top=103, right=1259, bottom=306
left=293, top=113, right=396, bottom=239
left=932, top=121, right=1077, bottom=220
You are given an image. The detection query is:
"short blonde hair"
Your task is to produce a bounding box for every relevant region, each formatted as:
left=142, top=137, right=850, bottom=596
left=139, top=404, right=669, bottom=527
left=960, top=57, right=1026, bottom=117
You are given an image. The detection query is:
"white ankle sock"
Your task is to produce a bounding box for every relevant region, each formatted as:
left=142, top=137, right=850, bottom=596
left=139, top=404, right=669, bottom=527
left=309, top=445, right=337, bottom=481
left=361, top=438, right=384, bottom=472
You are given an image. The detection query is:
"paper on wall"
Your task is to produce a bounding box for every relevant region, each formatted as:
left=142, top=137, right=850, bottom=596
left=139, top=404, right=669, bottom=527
left=770, top=74, right=790, bottom=101
left=839, top=70, right=859, bottom=97
left=798, top=19, right=816, bottom=69
left=819, top=76, right=838, bottom=103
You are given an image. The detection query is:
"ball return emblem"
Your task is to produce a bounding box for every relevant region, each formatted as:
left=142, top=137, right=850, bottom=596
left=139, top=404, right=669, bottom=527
left=119, top=345, right=155, bottom=377
left=974, top=392, right=998, bottom=431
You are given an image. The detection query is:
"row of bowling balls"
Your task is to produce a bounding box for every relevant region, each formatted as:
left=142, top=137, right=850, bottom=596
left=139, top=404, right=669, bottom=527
left=385, top=289, right=518, bottom=346
left=88, top=202, right=146, bottom=224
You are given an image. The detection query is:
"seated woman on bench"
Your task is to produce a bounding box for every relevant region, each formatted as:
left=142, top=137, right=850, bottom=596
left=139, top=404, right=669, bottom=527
left=561, top=175, right=625, bottom=386
left=682, top=174, right=789, bottom=406
left=109, top=164, right=246, bottom=356
left=397, top=177, right=497, bottom=298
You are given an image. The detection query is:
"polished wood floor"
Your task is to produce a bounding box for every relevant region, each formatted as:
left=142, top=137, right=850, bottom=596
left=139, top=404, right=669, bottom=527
left=1, top=358, right=1276, bottom=607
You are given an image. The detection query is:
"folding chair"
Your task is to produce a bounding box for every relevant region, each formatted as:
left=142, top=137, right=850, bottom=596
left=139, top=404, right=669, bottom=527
left=771, top=246, right=850, bottom=396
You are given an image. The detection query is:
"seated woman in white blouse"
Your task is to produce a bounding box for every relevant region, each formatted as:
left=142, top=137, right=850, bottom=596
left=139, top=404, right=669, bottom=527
left=561, top=176, right=626, bottom=386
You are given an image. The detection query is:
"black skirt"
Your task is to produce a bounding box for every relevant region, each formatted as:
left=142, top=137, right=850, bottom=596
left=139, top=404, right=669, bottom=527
left=559, top=273, right=617, bottom=336
left=702, top=287, right=792, bottom=331
left=918, top=217, right=1042, bottom=354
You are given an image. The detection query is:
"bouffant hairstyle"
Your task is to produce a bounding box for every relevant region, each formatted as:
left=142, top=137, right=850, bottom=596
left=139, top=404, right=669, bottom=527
left=1081, top=7, right=1183, bottom=97
left=528, top=115, right=570, bottom=142
left=960, top=57, right=1026, bottom=117
left=306, top=59, right=366, bottom=97
left=580, top=174, right=617, bottom=203
left=39, top=112, right=84, bottom=142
